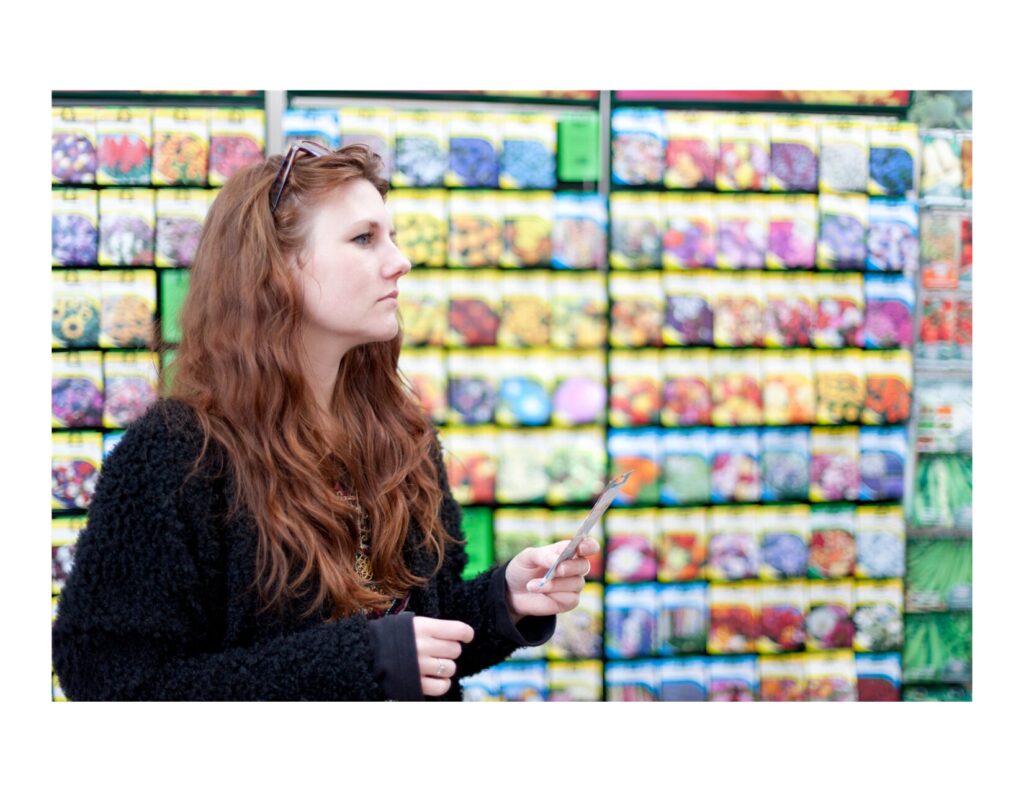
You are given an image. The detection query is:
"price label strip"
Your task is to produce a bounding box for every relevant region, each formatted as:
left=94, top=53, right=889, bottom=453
left=537, top=470, right=632, bottom=588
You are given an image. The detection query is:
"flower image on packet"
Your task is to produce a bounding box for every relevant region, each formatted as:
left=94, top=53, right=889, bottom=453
left=611, top=108, right=666, bottom=186
left=546, top=660, right=603, bottom=702
left=52, top=515, right=86, bottom=595
left=660, top=657, right=707, bottom=701
left=804, top=650, right=857, bottom=702
left=99, top=270, right=156, bottom=349
left=866, top=198, right=920, bottom=273
left=448, top=190, right=502, bottom=267
left=758, top=581, right=807, bottom=654
left=605, top=660, right=659, bottom=702
left=657, top=507, right=708, bottom=581
left=398, top=269, right=448, bottom=347
left=762, top=272, right=814, bottom=348
left=663, top=272, right=714, bottom=347
left=855, top=505, right=906, bottom=579
left=659, top=583, right=708, bottom=655
left=707, top=655, right=758, bottom=702
left=662, top=193, right=716, bottom=270
left=707, top=582, right=759, bottom=656
left=855, top=652, right=901, bottom=701
left=759, top=655, right=806, bottom=701
left=605, top=584, right=659, bottom=659
left=544, top=428, right=606, bottom=506
left=759, top=504, right=811, bottom=580
left=501, top=191, right=554, bottom=268
left=868, top=121, right=919, bottom=198
left=814, top=350, right=865, bottom=425
left=550, top=272, right=607, bottom=349
left=762, top=350, right=815, bottom=425
left=500, top=113, right=556, bottom=189
left=339, top=106, right=394, bottom=181
left=661, top=349, right=712, bottom=427
left=605, top=509, right=659, bottom=584
left=155, top=189, right=207, bottom=267
left=96, top=107, right=152, bottom=185
left=101, top=350, right=159, bottom=429
left=446, top=349, right=499, bottom=425
left=441, top=427, right=498, bottom=505
left=98, top=188, right=156, bottom=266
left=712, top=273, right=763, bottom=348
left=390, top=189, right=448, bottom=268
left=447, top=271, right=500, bottom=347
left=810, top=428, right=860, bottom=503
left=610, top=193, right=663, bottom=270
left=498, top=271, right=550, bottom=348
left=208, top=109, right=265, bottom=187
left=52, top=107, right=97, bottom=184
left=610, top=272, right=664, bottom=348
left=710, top=351, right=763, bottom=427
left=152, top=108, right=209, bottom=186
left=446, top=112, right=500, bottom=188
left=52, top=270, right=102, bottom=349
left=392, top=111, right=447, bottom=188
left=716, top=196, right=767, bottom=269
left=716, top=113, right=769, bottom=192
left=819, top=120, right=868, bottom=194
left=51, top=431, right=103, bottom=510
left=859, top=426, right=908, bottom=502
left=607, top=428, right=662, bottom=506
left=812, top=273, right=865, bottom=350
left=862, top=351, right=913, bottom=425
left=765, top=195, right=817, bottom=270
left=805, top=582, right=855, bottom=652
left=282, top=108, right=340, bottom=151
left=863, top=274, right=915, bottom=350
left=660, top=429, right=711, bottom=505
left=808, top=505, right=858, bottom=578
left=817, top=193, right=868, bottom=271
left=52, top=351, right=103, bottom=429
left=550, top=351, right=607, bottom=427
left=551, top=193, right=607, bottom=270
left=609, top=350, right=661, bottom=427
left=397, top=348, right=447, bottom=424
left=663, top=111, right=717, bottom=190
left=853, top=580, right=904, bottom=653
left=768, top=115, right=819, bottom=192
left=760, top=427, right=811, bottom=502
left=52, top=189, right=99, bottom=265
left=706, top=506, right=761, bottom=580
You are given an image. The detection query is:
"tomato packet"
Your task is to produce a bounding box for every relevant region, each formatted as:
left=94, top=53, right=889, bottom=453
left=390, top=189, right=448, bottom=267
left=608, top=428, right=661, bottom=506
left=660, top=657, right=708, bottom=701
left=447, top=272, right=500, bottom=347
left=52, top=351, right=103, bottom=428
left=663, top=110, right=717, bottom=190
left=766, top=195, right=817, bottom=270
left=551, top=351, right=606, bottom=427
left=52, top=107, right=97, bottom=184
left=446, top=349, right=499, bottom=425
left=814, top=350, right=865, bottom=425
left=855, top=505, right=906, bottom=579
left=498, top=271, right=550, bottom=348
left=707, top=582, right=759, bottom=654
left=817, top=193, right=868, bottom=271
left=663, top=272, right=714, bottom=347
left=657, top=507, right=708, bottom=581
left=805, top=582, right=855, bottom=651
left=863, top=274, right=915, bottom=350
left=819, top=119, right=868, bottom=194
left=660, top=349, right=712, bottom=427
left=501, top=191, right=554, bottom=268
left=495, top=351, right=552, bottom=427
left=544, top=428, right=606, bottom=506
left=759, top=504, right=811, bottom=580
left=609, top=350, right=661, bottom=427
left=758, top=654, right=806, bottom=701
left=810, top=428, right=860, bottom=502
left=99, top=270, right=156, bottom=349
left=496, top=430, right=549, bottom=505
left=98, top=188, right=155, bottom=266
left=51, top=431, right=103, bottom=510
left=868, top=121, right=919, bottom=198
left=859, top=426, right=908, bottom=502
left=392, top=111, right=447, bottom=188
left=707, top=656, right=758, bottom=702
left=716, top=113, right=769, bottom=192
left=917, top=293, right=957, bottom=360
left=659, top=582, right=708, bottom=655
left=610, top=193, right=663, bottom=270
left=805, top=649, right=857, bottom=701
left=101, top=350, right=159, bottom=429
left=710, top=351, right=763, bottom=427
left=96, top=107, right=152, bottom=185
left=551, top=192, right=607, bottom=270
left=605, top=584, right=659, bottom=659
left=662, top=193, right=716, bottom=269
left=862, top=350, right=913, bottom=424
left=152, top=108, right=208, bottom=186
left=550, top=272, right=608, bottom=349
left=853, top=580, right=904, bottom=653
left=398, top=348, right=446, bottom=424
left=706, top=506, right=761, bottom=579
left=52, top=270, right=102, bottom=349
left=762, top=272, right=814, bottom=348
left=611, top=108, right=666, bottom=186
left=761, top=427, right=811, bottom=502
left=445, top=112, right=500, bottom=188
left=855, top=652, right=901, bottom=701
left=762, top=350, right=815, bottom=425
left=712, top=272, right=763, bottom=348
left=758, top=581, right=807, bottom=654
left=919, top=207, right=963, bottom=289
left=398, top=269, right=447, bottom=347
left=660, top=429, right=711, bottom=506
left=716, top=196, right=767, bottom=269
left=52, top=188, right=99, bottom=265
left=866, top=198, right=920, bottom=274
left=339, top=106, right=394, bottom=181
left=768, top=115, right=819, bottom=192
left=610, top=272, right=664, bottom=348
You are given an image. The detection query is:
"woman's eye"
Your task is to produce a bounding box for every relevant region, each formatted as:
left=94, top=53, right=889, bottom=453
left=354, top=232, right=373, bottom=245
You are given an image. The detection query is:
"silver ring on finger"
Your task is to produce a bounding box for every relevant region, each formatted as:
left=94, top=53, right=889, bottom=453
left=435, top=658, right=446, bottom=678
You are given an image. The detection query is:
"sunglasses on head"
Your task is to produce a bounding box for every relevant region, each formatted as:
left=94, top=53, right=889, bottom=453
left=269, top=140, right=333, bottom=214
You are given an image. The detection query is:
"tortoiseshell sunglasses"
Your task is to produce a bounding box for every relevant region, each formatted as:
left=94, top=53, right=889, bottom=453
left=269, top=140, right=332, bottom=214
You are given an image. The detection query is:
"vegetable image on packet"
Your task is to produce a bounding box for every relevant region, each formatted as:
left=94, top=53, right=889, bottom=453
left=804, top=650, right=857, bottom=702
left=608, top=428, right=661, bottom=506
left=759, top=505, right=810, bottom=580
left=853, top=580, right=904, bottom=653
left=446, top=112, right=500, bottom=188
left=96, top=107, right=152, bottom=185
left=52, top=107, right=97, bottom=184
left=716, top=196, right=767, bottom=269
left=101, top=351, right=159, bottom=429
left=862, top=351, right=913, bottom=425
left=920, top=207, right=964, bottom=290
left=917, top=294, right=957, bottom=361
left=496, top=431, right=550, bottom=504
left=98, top=189, right=156, bottom=266
left=662, top=193, right=716, bottom=270
left=397, top=269, right=448, bottom=347
left=605, top=661, right=659, bottom=702
left=605, top=584, right=659, bottom=659
left=805, top=582, right=855, bottom=652
left=99, top=270, right=156, bottom=349
left=155, top=189, right=207, bottom=267
left=611, top=108, right=666, bottom=186
left=906, top=539, right=972, bottom=612
left=544, top=428, right=606, bottom=505
left=660, top=658, right=708, bottom=701
left=758, top=655, right=806, bottom=701
left=663, top=272, right=714, bottom=347
left=448, top=190, right=502, bottom=267
left=868, top=122, right=919, bottom=197
left=282, top=108, right=340, bottom=151
left=546, top=584, right=604, bottom=660
left=920, top=131, right=963, bottom=200
left=758, top=581, right=807, bottom=654
left=549, top=272, right=608, bottom=349
left=855, top=505, right=906, bottom=580
left=550, top=352, right=606, bottom=427
left=498, top=271, right=550, bottom=348
left=902, top=611, right=972, bottom=683
left=712, top=273, right=763, bottom=348
left=397, top=348, right=447, bottom=424
left=866, top=198, right=920, bottom=273
left=52, top=271, right=102, bottom=349
left=716, top=114, right=769, bottom=192
left=441, top=427, right=498, bottom=505
left=659, top=583, right=708, bottom=655
left=814, top=350, right=865, bottom=425
left=707, top=583, right=759, bottom=655
left=765, top=195, right=817, bottom=270
left=501, top=192, right=554, bottom=268
left=446, top=350, right=499, bottom=425
left=855, top=653, right=901, bottom=702
left=447, top=272, right=500, bottom=347
left=768, top=115, right=819, bottom=192
left=51, top=432, right=103, bottom=510
left=609, top=350, right=661, bottom=427
left=859, top=426, right=908, bottom=502
left=151, top=108, right=209, bottom=186
left=817, top=193, right=868, bottom=271
left=610, top=193, right=663, bottom=270
left=706, top=506, right=760, bottom=580
left=208, top=109, right=265, bottom=187
left=551, top=193, right=607, bottom=270
left=392, top=111, right=447, bottom=188
left=812, top=273, right=865, bottom=350
left=808, top=505, right=857, bottom=578
left=863, top=274, right=915, bottom=350
left=707, top=656, right=758, bottom=702
left=762, top=350, right=815, bottom=425
left=657, top=507, right=708, bottom=582
left=390, top=189, right=448, bottom=267
left=605, top=509, right=658, bottom=583
left=959, top=132, right=972, bottom=198
left=810, top=428, right=860, bottom=503
left=546, top=661, right=603, bottom=702
left=660, top=429, right=711, bottom=505
left=663, top=111, right=717, bottom=190
left=52, top=189, right=99, bottom=265
left=609, top=272, right=664, bottom=348
left=762, top=273, right=814, bottom=348
left=709, top=428, right=761, bottom=504
left=493, top=508, right=548, bottom=566
left=710, top=351, right=762, bottom=427
left=52, top=352, right=103, bottom=429
left=819, top=120, right=868, bottom=194
left=500, top=113, right=556, bottom=189
left=760, top=428, right=810, bottom=502
left=661, top=349, right=713, bottom=427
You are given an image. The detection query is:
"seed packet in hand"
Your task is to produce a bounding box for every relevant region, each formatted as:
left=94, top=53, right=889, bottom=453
left=544, top=428, right=606, bottom=505
left=855, top=505, right=905, bottom=579
left=707, top=582, right=759, bottom=655
left=805, top=582, right=855, bottom=651
left=808, top=505, right=858, bottom=577
left=759, top=654, right=806, bottom=701
left=605, top=508, right=658, bottom=583
left=716, top=196, right=766, bottom=270
left=657, top=507, right=708, bottom=581
left=661, top=350, right=712, bottom=426
left=493, top=508, right=549, bottom=566
left=611, top=108, right=666, bottom=186
left=664, top=111, right=717, bottom=190
left=662, top=193, right=715, bottom=270
left=660, top=430, right=710, bottom=506
left=549, top=510, right=605, bottom=581
left=709, top=429, right=761, bottom=503
left=759, top=505, right=810, bottom=580
left=854, top=580, right=904, bottom=652
left=552, top=193, right=606, bottom=270
left=52, top=107, right=97, bottom=184
left=52, top=189, right=99, bottom=265
left=441, top=427, right=497, bottom=505
left=660, top=657, right=707, bottom=701
left=501, top=192, right=553, bottom=268
left=663, top=272, right=714, bottom=347
left=102, top=350, right=159, bottom=429
left=760, top=427, right=811, bottom=502
left=819, top=120, right=868, bottom=194
left=610, top=272, right=664, bottom=348
left=99, top=189, right=155, bottom=266
left=550, top=272, right=607, bottom=349
left=707, top=506, right=760, bottom=580
left=500, top=113, right=556, bottom=189
left=52, top=351, right=103, bottom=428
left=758, top=581, right=807, bottom=654
left=52, top=271, right=102, bottom=349
left=446, top=112, right=500, bottom=188
left=610, top=193, right=662, bottom=270
left=768, top=115, right=818, bottom=192
left=766, top=195, right=817, bottom=270
left=605, top=584, right=659, bottom=659
left=762, top=350, right=815, bottom=425
left=805, top=649, right=857, bottom=701
left=609, top=350, right=661, bottom=427
left=659, top=582, right=708, bottom=654
left=398, top=270, right=448, bottom=347
left=608, top=428, right=661, bottom=506
left=96, top=107, right=152, bottom=185
left=393, top=111, right=447, bottom=188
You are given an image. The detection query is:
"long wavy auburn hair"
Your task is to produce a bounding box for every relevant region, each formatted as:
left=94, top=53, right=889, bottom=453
left=164, top=144, right=449, bottom=620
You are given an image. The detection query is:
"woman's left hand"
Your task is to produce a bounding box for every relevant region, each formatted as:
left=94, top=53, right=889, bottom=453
left=504, top=538, right=600, bottom=623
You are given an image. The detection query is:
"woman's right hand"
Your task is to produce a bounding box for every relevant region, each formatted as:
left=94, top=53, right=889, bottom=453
left=412, top=616, right=475, bottom=697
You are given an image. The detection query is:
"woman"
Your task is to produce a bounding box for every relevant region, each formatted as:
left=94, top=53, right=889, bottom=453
left=51, top=142, right=598, bottom=701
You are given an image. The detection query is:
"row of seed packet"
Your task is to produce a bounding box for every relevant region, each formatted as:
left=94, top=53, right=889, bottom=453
left=388, top=190, right=607, bottom=269
left=52, top=188, right=215, bottom=266
left=462, top=660, right=605, bottom=702
left=52, top=270, right=156, bottom=349
left=602, top=504, right=904, bottom=583
left=52, top=107, right=265, bottom=186
left=611, top=109, right=919, bottom=197
left=918, top=292, right=972, bottom=361
left=400, top=270, right=608, bottom=348
left=610, top=192, right=918, bottom=272
left=920, top=206, right=972, bottom=290
left=608, top=349, right=912, bottom=427
left=919, top=130, right=973, bottom=202
left=610, top=272, right=914, bottom=350
left=440, top=427, right=607, bottom=505
left=52, top=350, right=159, bottom=429
left=283, top=108, right=560, bottom=189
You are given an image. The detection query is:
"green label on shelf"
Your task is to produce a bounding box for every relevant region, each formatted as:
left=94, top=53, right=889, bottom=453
left=160, top=270, right=191, bottom=345
left=558, top=113, right=600, bottom=182
left=461, top=507, right=494, bottom=579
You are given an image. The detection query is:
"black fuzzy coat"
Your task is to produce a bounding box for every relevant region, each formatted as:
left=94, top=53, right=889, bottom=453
left=51, top=399, right=552, bottom=701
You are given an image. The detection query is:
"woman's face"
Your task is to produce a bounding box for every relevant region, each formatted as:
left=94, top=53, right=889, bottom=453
left=295, top=178, right=411, bottom=358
